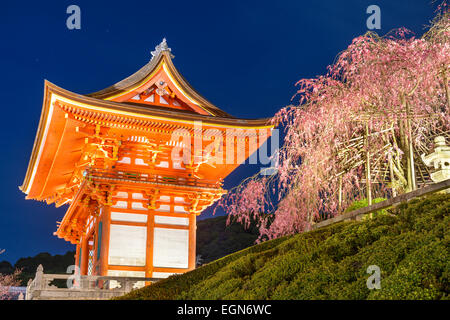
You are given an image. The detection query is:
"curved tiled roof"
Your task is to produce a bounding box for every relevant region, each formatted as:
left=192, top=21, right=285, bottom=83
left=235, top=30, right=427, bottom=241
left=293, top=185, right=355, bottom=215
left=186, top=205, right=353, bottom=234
left=86, top=40, right=233, bottom=118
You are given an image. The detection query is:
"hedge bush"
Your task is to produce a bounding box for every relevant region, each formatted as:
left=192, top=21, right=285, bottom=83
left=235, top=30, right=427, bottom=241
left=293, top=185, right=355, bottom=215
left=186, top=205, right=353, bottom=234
left=116, top=193, right=449, bottom=300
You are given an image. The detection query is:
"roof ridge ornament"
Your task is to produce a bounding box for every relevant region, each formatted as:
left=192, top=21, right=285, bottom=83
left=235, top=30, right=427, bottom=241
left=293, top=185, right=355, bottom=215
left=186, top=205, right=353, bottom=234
left=151, top=38, right=174, bottom=60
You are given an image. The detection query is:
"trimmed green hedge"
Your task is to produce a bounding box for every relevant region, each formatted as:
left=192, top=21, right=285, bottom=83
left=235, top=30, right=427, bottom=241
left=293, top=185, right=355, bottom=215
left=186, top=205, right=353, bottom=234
left=116, top=193, right=449, bottom=300
left=344, top=197, right=388, bottom=218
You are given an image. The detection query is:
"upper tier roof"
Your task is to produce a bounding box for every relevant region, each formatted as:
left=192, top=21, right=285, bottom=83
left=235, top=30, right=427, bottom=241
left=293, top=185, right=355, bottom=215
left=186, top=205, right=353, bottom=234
left=19, top=41, right=276, bottom=200
left=85, top=38, right=234, bottom=118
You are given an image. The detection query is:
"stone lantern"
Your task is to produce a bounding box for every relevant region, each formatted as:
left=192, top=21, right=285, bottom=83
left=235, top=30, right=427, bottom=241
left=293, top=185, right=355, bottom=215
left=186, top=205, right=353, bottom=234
left=421, top=136, right=450, bottom=190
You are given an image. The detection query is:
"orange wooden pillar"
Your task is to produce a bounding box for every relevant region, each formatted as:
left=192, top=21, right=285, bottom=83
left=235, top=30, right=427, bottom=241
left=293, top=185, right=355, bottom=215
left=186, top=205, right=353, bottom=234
left=80, top=235, right=89, bottom=275
left=145, top=209, right=155, bottom=283
left=74, top=243, right=80, bottom=270
left=188, top=213, right=197, bottom=270
left=99, top=206, right=111, bottom=276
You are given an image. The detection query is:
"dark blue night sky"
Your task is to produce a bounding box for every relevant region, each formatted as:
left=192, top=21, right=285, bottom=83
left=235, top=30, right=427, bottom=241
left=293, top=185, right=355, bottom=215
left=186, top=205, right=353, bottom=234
left=0, top=1, right=438, bottom=264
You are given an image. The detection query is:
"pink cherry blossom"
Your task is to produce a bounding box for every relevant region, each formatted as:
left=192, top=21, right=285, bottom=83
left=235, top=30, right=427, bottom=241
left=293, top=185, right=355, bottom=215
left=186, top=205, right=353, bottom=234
left=216, top=7, right=450, bottom=242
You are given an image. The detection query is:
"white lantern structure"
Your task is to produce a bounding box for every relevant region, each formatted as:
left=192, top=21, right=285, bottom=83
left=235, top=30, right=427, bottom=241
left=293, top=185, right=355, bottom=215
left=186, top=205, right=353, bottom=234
left=421, top=136, right=450, bottom=190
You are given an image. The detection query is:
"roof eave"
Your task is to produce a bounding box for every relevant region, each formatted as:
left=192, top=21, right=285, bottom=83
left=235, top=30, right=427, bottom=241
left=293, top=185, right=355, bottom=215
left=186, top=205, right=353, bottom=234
left=20, top=81, right=53, bottom=195
left=85, top=51, right=233, bottom=118
left=20, top=79, right=275, bottom=196
left=46, top=80, right=275, bottom=127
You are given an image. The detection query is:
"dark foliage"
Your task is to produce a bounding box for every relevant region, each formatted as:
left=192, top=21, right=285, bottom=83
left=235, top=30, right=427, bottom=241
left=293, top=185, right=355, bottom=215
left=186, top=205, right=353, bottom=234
left=0, top=261, right=14, bottom=274
left=196, top=215, right=259, bottom=264
left=13, top=251, right=75, bottom=286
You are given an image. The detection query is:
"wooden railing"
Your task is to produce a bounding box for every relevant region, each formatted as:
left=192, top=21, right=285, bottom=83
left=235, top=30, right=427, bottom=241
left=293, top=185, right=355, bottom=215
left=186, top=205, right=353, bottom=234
left=85, top=168, right=223, bottom=189
left=312, top=178, right=450, bottom=230
left=26, top=265, right=162, bottom=300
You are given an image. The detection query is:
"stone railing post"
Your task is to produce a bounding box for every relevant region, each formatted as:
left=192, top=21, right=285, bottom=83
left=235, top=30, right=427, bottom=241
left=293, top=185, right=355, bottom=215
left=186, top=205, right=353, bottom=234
left=124, top=278, right=133, bottom=293
left=25, top=278, right=33, bottom=300
left=80, top=276, right=89, bottom=290
left=35, top=264, right=44, bottom=289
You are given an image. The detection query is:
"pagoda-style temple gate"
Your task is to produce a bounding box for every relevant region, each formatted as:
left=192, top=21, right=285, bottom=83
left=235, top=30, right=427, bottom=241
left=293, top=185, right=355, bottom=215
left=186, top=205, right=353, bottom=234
left=20, top=39, right=274, bottom=281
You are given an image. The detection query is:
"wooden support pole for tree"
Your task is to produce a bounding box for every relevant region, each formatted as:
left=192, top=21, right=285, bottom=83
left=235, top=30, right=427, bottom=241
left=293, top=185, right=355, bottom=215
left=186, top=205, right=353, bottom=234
left=406, top=100, right=417, bottom=191
left=399, top=93, right=415, bottom=193
left=442, top=68, right=450, bottom=112
left=365, top=121, right=373, bottom=212
left=388, top=154, right=397, bottom=197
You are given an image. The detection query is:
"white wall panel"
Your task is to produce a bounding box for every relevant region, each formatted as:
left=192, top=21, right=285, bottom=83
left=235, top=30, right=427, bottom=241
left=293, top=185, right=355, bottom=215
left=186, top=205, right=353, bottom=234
left=159, top=195, right=171, bottom=202
left=156, top=161, right=169, bottom=168
left=153, top=228, right=189, bottom=268
left=115, top=191, right=128, bottom=198
left=112, top=201, right=128, bottom=209
left=135, top=158, right=148, bottom=166
left=108, top=225, right=147, bottom=266
left=156, top=204, right=170, bottom=212
left=174, top=197, right=185, bottom=203
left=117, top=157, right=131, bottom=164
left=154, top=215, right=189, bottom=226
left=173, top=162, right=185, bottom=170
left=111, top=212, right=147, bottom=223
left=132, top=192, right=146, bottom=199
left=131, top=202, right=146, bottom=210
left=174, top=205, right=187, bottom=213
